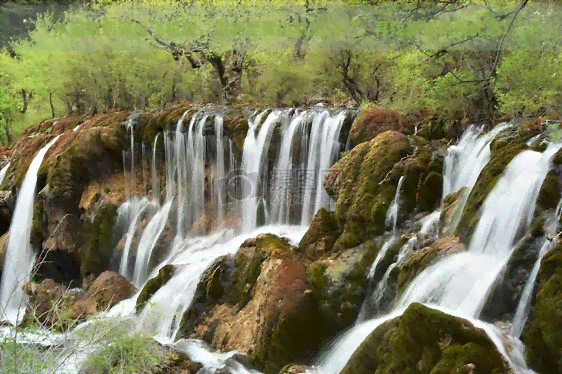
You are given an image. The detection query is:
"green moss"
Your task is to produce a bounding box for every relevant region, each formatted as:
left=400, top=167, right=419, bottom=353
left=306, top=241, right=379, bottom=343
left=522, top=240, right=562, bottom=374
left=340, top=303, right=509, bottom=374
left=327, top=131, right=411, bottom=251
left=299, top=208, right=340, bottom=259
left=228, top=247, right=267, bottom=308
left=79, top=202, right=119, bottom=278
left=136, top=264, right=175, bottom=313
left=254, top=234, right=294, bottom=259
left=30, top=197, right=44, bottom=249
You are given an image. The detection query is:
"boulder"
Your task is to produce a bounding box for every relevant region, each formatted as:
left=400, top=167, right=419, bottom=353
left=348, top=108, right=408, bottom=147
left=299, top=208, right=341, bottom=260
left=340, top=303, right=510, bottom=374
left=23, top=271, right=135, bottom=329
left=522, top=239, right=562, bottom=374
left=307, top=240, right=380, bottom=341
left=84, top=270, right=136, bottom=310
left=324, top=131, right=412, bottom=250
left=181, top=233, right=319, bottom=374
left=397, top=236, right=466, bottom=292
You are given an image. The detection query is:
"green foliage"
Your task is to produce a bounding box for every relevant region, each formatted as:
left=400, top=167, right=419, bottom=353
left=81, top=332, right=171, bottom=374
left=0, top=339, right=52, bottom=374
left=1, top=0, right=562, bottom=140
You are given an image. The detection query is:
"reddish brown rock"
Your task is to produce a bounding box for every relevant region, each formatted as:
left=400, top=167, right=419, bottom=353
left=85, top=270, right=136, bottom=309
left=348, top=108, right=407, bottom=147
left=191, top=255, right=319, bottom=374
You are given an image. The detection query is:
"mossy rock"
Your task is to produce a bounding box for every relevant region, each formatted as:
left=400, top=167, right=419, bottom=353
left=299, top=208, right=341, bottom=260
left=439, top=188, right=468, bottom=236
left=324, top=131, right=412, bottom=250
left=522, top=240, right=562, bottom=374
left=397, top=237, right=465, bottom=293
left=417, top=116, right=464, bottom=141
left=79, top=201, right=119, bottom=278
left=136, top=264, right=176, bottom=313
left=456, top=126, right=536, bottom=242
left=307, top=240, right=380, bottom=342
left=340, top=303, right=510, bottom=374
left=348, top=108, right=408, bottom=147
left=223, top=109, right=250, bottom=158
left=178, top=233, right=296, bottom=340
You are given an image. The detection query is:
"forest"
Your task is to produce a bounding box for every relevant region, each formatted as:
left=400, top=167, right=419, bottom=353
left=0, top=0, right=560, bottom=144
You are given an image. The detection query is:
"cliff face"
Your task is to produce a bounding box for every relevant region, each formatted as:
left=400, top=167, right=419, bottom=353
left=0, top=104, right=560, bottom=374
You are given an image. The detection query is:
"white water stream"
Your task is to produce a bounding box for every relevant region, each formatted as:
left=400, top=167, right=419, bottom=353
left=0, top=136, right=60, bottom=325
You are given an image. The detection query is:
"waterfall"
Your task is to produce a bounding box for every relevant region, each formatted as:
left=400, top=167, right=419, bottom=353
left=137, top=225, right=308, bottom=341
left=315, top=134, right=558, bottom=374
left=354, top=176, right=405, bottom=321
left=365, top=175, right=405, bottom=280
left=400, top=145, right=560, bottom=316
left=240, top=110, right=284, bottom=232
left=0, top=136, right=60, bottom=325
left=511, top=239, right=552, bottom=338
left=118, top=196, right=151, bottom=279
left=241, top=108, right=349, bottom=231
left=151, top=133, right=161, bottom=202
left=0, top=162, right=10, bottom=185
left=131, top=199, right=174, bottom=287
left=441, top=124, right=510, bottom=234
left=511, top=197, right=562, bottom=337
left=122, top=107, right=350, bottom=342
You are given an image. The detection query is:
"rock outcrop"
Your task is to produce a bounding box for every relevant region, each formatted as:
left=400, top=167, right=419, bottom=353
left=522, top=239, right=562, bottom=374
left=171, top=233, right=320, bottom=374
left=340, top=303, right=510, bottom=374
left=23, top=271, right=135, bottom=329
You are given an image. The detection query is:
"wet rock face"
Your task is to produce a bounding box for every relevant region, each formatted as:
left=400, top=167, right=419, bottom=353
left=0, top=190, right=14, bottom=236
left=85, top=270, right=136, bottom=309
left=22, top=271, right=135, bottom=330
left=307, top=241, right=379, bottom=341
left=522, top=240, right=562, bottom=374
left=397, top=236, right=466, bottom=293
left=178, top=233, right=320, bottom=374
left=340, top=303, right=510, bottom=374
left=299, top=208, right=341, bottom=260
left=439, top=188, right=468, bottom=236
left=482, top=231, right=544, bottom=323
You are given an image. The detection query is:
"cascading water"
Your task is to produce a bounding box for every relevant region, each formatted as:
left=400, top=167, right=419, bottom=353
left=317, top=142, right=560, bottom=374
left=0, top=136, right=60, bottom=325
left=510, top=239, right=552, bottom=338
left=110, top=107, right=352, bottom=346
left=441, top=123, right=510, bottom=234
left=511, top=197, right=562, bottom=337
left=241, top=108, right=349, bottom=231
left=0, top=162, right=10, bottom=185
left=400, top=145, right=560, bottom=315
